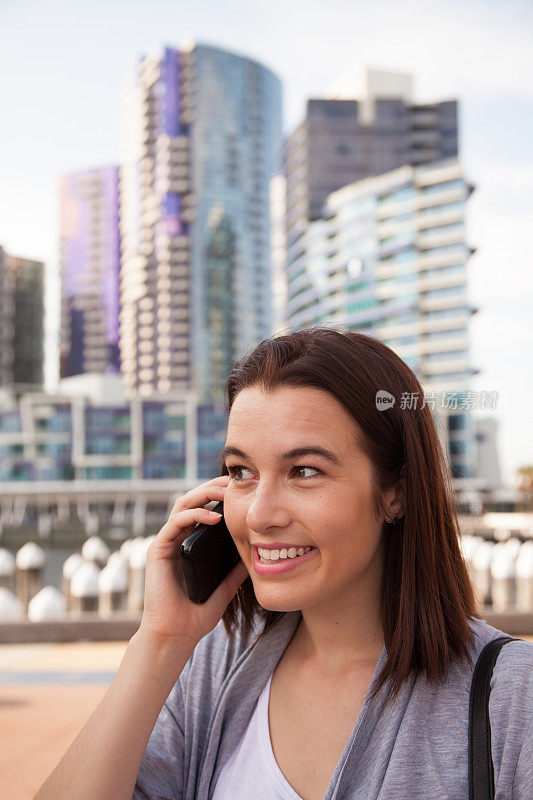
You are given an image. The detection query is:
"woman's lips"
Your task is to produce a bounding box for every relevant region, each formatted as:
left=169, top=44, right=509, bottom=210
left=252, top=545, right=318, bottom=576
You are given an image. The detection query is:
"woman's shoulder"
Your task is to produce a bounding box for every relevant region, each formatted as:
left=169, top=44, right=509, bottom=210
left=467, top=616, right=533, bottom=746
left=487, top=626, right=533, bottom=709
left=466, top=614, right=533, bottom=676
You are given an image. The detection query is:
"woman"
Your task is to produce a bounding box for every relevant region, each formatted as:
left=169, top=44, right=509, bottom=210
left=35, top=327, right=532, bottom=800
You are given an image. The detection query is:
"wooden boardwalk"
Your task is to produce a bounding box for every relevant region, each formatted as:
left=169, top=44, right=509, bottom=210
left=2, top=632, right=533, bottom=800
left=0, top=641, right=127, bottom=800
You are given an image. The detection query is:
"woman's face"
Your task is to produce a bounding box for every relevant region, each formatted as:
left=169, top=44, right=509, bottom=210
left=222, top=385, right=393, bottom=614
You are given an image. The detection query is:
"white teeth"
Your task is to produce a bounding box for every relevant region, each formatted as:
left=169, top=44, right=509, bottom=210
left=257, top=546, right=313, bottom=562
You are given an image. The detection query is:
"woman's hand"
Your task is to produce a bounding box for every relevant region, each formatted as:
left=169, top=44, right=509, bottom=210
left=136, top=475, right=249, bottom=652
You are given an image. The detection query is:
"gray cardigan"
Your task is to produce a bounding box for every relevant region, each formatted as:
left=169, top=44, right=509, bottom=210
left=133, top=611, right=533, bottom=799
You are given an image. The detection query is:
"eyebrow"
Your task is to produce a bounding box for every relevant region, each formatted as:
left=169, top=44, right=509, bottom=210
left=221, top=444, right=342, bottom=467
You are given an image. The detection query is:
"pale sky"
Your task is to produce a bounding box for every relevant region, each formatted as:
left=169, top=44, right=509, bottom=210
left=0, top=0, right=532, bottom=485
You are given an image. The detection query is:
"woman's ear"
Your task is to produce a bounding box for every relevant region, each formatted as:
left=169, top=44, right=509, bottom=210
left=386, top=466, right=406, bottom=521
left=395, top=474, right=406, bottom=519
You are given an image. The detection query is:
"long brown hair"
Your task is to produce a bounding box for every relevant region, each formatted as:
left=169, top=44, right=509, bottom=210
left=219, top=325, right=479, bottom=705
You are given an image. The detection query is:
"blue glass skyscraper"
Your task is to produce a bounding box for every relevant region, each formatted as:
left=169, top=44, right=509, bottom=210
left=120, top=44, right=282, bottom=400
left=59, top=167, right=121, bottom=378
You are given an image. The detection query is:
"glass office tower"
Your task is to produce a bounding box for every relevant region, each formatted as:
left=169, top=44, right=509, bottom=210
left=287, top=159, right=478, bottom=480
left=120, top=43, right=282, bottom=400
left=59, top=166, right=121, bottom=378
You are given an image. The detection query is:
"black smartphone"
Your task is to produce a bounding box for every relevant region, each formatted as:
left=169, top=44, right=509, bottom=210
left=179, top=500, right=242, bottom=603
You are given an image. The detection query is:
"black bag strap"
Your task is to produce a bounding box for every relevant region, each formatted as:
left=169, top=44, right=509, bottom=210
left=468, top=635, right=520, bottom=800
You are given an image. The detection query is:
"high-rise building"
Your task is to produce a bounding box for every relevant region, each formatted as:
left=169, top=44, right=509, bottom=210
left=59, top=166, right=121, bottom=378
left=286, top=159, right=478, bottom=480
left=0, top=246, right=44, bottom=388
left=120, top=43, right=282, bottom=400
left=285, top=68, right=458, bottom=246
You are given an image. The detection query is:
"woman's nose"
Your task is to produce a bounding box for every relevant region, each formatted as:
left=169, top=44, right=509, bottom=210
left=245, top=483, right=291, bottom=532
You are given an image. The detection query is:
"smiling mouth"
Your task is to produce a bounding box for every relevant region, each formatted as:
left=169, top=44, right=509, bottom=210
left=255, top=545, right=316, bottom=563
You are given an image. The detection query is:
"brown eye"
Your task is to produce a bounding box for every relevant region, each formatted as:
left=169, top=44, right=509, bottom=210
left=226, top=465, right=251, bottom=481
left=293, top=466, right=322, bottom=479
left=226, top=465, right=322, bottom=481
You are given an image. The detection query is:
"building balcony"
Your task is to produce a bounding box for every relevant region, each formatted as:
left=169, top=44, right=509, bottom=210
left=418, top=290, right=468, bottom=312
left=415, top=163, right=462, bottom=187
left=375, top=218, right=414, bottom=243
left=417, top=247, right=467, bottom=270
left=376, top=260, right=417, bottom=281
left=157, top=177, right=191, bottom=195
left=288, top=268, right=314, bottom=295
left=374, top=319, right=419, bottom=339
left=416, top=207, right=463, bottom=230
left=376, top=196, right=417, bottom=222
left=418, top=272, right=466, bottom=293
left=417, top=228, right=465, bottom=250
left=416, top=187, right=465, bottom=212
left=139, top=60, right=161, bottom=88
left=422, top=355, right=471, bottom=375
left=422, top=333, right=469, bottom=355
left=83, top=324, right=106, bottom=337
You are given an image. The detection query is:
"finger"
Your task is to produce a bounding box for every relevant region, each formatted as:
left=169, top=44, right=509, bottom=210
left=151, top=506, right=224, bottom=550
left=171, top=479, right=230, bottom=514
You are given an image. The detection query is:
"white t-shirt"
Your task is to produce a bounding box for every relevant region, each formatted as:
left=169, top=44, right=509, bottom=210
left=212, top=671, right=304, bottom=800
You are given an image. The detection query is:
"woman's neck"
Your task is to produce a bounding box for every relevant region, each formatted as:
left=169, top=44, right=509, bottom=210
left=288, top=600, right=385, bottom=678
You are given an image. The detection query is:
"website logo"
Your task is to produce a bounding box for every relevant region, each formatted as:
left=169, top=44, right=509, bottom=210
left=375, top=390, right=395, bottom=411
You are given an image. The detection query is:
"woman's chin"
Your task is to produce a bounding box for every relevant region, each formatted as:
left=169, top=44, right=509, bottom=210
left=255, top=593, right=303, bottom=613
